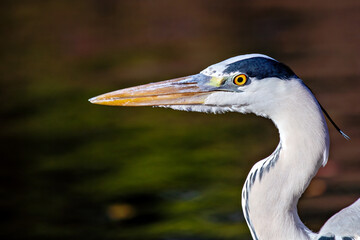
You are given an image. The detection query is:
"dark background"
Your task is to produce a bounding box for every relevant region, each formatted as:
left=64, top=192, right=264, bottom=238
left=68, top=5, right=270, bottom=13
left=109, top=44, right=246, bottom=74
left=1, top=0, right=359, bottom=239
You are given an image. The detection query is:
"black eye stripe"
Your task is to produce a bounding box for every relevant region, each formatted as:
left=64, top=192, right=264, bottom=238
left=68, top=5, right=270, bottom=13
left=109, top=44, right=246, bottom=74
left=224, top=57, right=296, bottom=80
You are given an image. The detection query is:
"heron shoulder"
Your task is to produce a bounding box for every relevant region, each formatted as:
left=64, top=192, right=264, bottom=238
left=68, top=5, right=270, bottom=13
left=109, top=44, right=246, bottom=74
left=317, top=198, right=360, bottom=240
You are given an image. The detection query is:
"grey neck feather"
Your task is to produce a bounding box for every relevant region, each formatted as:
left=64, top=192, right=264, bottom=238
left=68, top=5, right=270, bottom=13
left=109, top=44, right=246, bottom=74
left=241, top=82, right=329, bottom=240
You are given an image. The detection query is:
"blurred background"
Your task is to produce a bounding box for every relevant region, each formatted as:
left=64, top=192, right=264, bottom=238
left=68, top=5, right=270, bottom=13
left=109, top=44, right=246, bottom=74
left=1, top=0, right=359, bottom=239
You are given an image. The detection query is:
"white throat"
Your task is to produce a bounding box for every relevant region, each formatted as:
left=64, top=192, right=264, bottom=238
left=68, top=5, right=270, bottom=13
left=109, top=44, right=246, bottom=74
left=241, top=80, right=330, bottom=240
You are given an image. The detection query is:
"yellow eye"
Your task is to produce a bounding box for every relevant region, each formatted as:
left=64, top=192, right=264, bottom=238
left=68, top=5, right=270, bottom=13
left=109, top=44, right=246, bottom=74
left=233, top=74, right=248, bottom=86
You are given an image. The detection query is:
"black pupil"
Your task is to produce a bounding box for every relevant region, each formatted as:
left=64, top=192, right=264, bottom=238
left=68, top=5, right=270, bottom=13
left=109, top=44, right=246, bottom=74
left=237, top=75, right=245, bottom=82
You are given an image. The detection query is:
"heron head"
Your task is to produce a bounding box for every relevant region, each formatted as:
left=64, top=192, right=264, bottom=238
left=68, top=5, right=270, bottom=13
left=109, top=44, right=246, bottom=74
left=89, top=54, right=300, bottom=117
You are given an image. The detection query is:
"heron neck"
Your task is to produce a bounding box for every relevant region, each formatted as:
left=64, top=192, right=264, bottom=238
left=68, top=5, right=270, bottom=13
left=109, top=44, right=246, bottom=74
left=243, top=83, right=329, bottom=240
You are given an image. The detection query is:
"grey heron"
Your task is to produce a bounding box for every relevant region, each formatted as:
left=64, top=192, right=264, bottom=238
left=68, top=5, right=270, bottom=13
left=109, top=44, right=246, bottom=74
left=89, top=54, right=360, bottom=240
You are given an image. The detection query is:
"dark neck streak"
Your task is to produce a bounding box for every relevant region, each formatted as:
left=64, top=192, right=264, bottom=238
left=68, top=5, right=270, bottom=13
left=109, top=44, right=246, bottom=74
left=242, top=143, right=282, bottom=240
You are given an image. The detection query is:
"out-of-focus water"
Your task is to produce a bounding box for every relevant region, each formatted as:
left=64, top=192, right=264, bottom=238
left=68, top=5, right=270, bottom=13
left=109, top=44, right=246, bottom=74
left=1, top=1, right=359, bottom=239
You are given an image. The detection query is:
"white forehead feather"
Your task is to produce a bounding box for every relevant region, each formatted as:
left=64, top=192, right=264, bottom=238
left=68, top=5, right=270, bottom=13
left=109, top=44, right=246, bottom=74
left=200, top=54, right=276, bottom=77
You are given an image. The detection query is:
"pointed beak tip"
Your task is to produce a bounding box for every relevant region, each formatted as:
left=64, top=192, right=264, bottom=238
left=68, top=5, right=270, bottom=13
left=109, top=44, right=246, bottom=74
left=88, top=96, right=106, bottom=105
left=88, top=97, right=97, bottom=104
